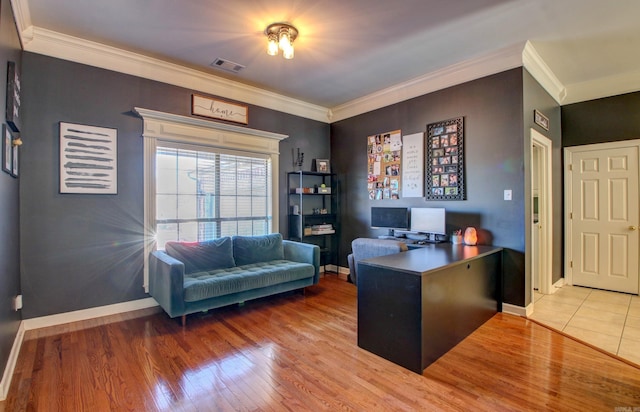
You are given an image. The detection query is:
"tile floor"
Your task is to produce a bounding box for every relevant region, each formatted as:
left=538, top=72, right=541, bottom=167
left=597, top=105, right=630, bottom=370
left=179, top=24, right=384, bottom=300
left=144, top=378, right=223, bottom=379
left=530, top=285, right=640, bottom=365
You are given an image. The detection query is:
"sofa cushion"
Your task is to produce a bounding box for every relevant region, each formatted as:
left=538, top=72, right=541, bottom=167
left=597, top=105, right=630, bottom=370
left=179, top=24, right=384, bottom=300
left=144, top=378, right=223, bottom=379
left=165, top=237, right=235, bottom=274
left=233, top=233, right=284, bottom=266
left=183, top=260, right=314, bottom=302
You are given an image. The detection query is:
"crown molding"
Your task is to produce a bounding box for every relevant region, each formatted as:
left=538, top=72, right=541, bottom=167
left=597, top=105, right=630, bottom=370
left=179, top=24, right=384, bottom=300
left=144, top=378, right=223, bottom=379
left=562, top=70, right=640, bottom=105
left=522, top=41, right=567, bottom=104
left=9, top=0, right=33, bottom=47
left=22, top=27, right=332, bottom=123
left=20, top=23, right=531, bottom=125
left=329, top=42, right=527, bottom=122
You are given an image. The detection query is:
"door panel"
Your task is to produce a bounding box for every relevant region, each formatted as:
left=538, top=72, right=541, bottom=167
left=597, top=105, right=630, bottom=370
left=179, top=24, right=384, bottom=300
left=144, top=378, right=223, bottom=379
left=571, top=146, right=639, bottom=294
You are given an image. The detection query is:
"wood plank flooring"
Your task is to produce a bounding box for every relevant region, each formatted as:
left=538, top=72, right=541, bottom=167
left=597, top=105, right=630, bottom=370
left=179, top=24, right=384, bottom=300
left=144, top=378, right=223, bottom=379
left=2, top=274, right=639, bottom=411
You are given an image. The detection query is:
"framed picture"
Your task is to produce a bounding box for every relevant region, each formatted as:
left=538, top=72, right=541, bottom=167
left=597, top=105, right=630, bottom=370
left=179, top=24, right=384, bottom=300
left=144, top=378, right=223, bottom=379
left=3, top=124, right=13, bottom=175
left=11, top=139, right=18, bottom=177
left=312, top=158, right=330, bottom=173
left=5, top=61, right=21, bottom=132
left=191, top=94, right=248, bottom=124
left=425, top=117, right=465, bottom=200
left=59, top=122, right=118, bottom=194
left=534, top=109, right=549, bottom=131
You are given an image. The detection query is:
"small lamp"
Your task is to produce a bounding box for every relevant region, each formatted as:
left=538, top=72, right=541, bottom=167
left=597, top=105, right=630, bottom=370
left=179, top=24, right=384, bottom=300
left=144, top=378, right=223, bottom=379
left=464, top=227, right=477, bottom=245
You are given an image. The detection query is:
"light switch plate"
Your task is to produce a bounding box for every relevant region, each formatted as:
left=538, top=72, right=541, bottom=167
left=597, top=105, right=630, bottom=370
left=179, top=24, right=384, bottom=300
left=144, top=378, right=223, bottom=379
left=504, top=189, right=512, bottom=200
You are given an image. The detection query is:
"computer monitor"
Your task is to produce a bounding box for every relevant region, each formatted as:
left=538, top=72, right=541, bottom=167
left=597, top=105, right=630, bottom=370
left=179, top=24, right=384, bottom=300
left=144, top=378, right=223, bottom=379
left=371, top=207, right=410, bottom=231
left=410, top=207, right=446, bottom=235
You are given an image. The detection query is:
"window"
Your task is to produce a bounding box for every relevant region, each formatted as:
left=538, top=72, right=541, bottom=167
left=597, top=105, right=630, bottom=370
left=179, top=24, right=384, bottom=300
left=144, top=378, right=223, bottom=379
left=155, top=145, right=272, bottom=247
left=136, top=107, right=287, bottom=291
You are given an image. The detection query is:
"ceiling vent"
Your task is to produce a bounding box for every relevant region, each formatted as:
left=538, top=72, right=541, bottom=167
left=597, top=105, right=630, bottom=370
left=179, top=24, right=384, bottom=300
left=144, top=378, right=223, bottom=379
left=210, top=58, right=245, bottom=74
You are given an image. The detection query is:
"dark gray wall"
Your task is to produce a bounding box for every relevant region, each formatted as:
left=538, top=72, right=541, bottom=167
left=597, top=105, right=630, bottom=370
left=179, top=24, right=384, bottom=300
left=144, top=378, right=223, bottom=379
left=0, top=0, right=22, bottom=385
left=562, top=91, right=640, bottom=147
left=522, top=69, right=563, bottom=298
left=331, top=68, right=528, bottom=306
left=20, top=52, right=329, bottom=318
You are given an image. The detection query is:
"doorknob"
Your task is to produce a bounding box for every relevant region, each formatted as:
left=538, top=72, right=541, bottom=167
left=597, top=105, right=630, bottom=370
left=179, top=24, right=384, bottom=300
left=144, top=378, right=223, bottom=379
left=630, top=226, right=637, bottom=231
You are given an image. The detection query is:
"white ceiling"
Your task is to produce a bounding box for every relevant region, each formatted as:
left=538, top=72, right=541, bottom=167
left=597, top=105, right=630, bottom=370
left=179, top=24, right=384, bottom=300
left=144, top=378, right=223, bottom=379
left=12, top=0, right=640, bottom=121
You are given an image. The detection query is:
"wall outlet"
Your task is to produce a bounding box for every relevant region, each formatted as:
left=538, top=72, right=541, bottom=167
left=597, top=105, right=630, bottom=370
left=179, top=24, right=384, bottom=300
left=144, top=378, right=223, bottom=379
left=504, top=189, right=512, bottom=201
left=12, top=295, right=22, bottom=311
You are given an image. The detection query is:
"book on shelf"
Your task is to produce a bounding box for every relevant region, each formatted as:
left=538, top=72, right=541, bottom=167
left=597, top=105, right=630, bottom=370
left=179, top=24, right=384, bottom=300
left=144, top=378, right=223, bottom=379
left=311, top=229, right=335, bottom=235
left=310, top=223, right=335, bottom=235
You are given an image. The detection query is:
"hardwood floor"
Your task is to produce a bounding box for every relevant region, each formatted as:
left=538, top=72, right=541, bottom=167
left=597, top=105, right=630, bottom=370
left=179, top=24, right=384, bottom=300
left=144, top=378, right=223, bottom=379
left=2, top=275, right=639, bottom=411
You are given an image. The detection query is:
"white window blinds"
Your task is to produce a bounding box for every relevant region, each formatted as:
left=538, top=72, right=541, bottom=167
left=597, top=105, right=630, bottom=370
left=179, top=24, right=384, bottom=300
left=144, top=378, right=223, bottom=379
left=155, top=145, right=272, bottom=247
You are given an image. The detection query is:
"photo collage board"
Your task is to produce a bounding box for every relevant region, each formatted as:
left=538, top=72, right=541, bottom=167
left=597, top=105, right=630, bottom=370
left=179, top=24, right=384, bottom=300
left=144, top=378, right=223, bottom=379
left=425, top=117, right=465, bottom=200
left=367, top=129, right=402, bottom=200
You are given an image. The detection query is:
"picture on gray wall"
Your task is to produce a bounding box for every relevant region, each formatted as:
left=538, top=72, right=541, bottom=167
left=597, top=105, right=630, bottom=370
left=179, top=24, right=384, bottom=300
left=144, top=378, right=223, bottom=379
left=59, top=122, right=117, bottom=194
left=425, top=117, right=465, bottom=200
left=5, top=61, right=21, bottom=132
left=3, top=124, right=13, bottom=176
left=367, top=129, right=402, bottom=200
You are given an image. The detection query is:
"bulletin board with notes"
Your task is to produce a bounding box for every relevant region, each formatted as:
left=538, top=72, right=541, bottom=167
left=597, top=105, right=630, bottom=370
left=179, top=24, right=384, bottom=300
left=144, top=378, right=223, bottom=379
left=367, top=129, right=402, bottom=200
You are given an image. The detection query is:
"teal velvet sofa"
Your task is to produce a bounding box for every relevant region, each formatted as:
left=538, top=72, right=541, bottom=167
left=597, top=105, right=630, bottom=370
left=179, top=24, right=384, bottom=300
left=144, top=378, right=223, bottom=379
left=149, top=233, right=320, bottom=325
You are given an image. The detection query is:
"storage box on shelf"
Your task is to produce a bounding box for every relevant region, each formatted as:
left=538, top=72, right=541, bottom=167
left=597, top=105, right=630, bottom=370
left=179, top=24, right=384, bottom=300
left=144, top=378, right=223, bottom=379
left=287, top=171, right=339, bottom=268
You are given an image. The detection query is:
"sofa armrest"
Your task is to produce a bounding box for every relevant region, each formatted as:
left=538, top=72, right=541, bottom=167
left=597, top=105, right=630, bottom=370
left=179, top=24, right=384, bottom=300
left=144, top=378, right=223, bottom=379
left=283, top=240, right=320, bottom=284
left=149, top=250, right=186, bottom=318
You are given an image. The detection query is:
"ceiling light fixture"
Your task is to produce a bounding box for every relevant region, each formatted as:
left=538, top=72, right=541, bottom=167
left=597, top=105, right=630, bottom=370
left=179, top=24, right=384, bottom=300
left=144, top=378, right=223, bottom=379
left=265, top=23, right=298, bottom=60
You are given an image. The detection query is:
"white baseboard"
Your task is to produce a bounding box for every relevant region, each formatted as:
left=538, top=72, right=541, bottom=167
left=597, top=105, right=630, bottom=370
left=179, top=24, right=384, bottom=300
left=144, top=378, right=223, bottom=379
left=552, top=277, right=565, bottom=293
left=0, top=321, right=25, bottom=401
left=502, top=302, right=532, bottom=317
left=22, top=297, right=159, bottom=331
left=323, top=264, right=337, bottom=273
left=323, top=265, right=350, bottom=281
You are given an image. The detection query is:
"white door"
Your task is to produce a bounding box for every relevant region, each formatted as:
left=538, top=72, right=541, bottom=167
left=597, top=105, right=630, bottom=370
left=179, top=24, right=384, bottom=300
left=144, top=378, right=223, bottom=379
left=567, top=143, right=639, bottom=294
left=530, top=130, right=553, bottom=296
left=532, top=145, right=540, bottom=291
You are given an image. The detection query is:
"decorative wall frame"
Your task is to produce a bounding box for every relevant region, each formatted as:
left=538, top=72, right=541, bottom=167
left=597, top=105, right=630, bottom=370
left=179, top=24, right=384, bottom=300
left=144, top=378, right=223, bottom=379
left=534, top=109, right=549, bottom=131
left=59, top=122, right=118, bottom=194
left=5, top=61, right=21, bottom=132
left=425, top=117, right=465, bottom=200
left=191, top=94, right=248, bottom=124
left=3, top=124, right=13, bottom=175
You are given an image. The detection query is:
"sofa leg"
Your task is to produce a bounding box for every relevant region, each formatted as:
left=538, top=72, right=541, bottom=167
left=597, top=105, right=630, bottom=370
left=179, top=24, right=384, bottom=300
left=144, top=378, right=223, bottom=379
left=181, top=315, right=186, bottom=327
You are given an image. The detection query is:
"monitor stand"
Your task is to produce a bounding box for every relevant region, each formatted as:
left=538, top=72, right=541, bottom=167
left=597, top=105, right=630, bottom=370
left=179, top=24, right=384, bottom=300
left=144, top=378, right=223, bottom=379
left=378, top=229, right=405, bottom=240
left=413, top=233, right=447, bottom=244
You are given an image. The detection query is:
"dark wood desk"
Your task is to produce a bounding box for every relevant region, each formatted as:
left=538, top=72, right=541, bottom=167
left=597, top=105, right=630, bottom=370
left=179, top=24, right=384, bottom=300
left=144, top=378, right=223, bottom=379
left=357, top=244, right=502, bottom=373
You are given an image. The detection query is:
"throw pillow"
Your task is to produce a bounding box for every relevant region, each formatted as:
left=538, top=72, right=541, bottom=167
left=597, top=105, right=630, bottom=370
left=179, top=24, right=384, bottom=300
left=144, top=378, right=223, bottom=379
left=165, top=237, right=235, bottom=274
left=233, top=233, right=284, bottom=266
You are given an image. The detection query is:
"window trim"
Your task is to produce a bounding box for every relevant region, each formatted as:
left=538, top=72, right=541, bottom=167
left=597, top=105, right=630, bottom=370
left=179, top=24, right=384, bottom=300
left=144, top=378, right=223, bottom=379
left=135, top=107, right=287, bottom=292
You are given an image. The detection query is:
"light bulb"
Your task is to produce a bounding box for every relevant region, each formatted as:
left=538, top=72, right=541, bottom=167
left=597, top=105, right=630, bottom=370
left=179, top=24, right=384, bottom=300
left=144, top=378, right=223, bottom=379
left=279, top=29, right=291, bottom=50
left=282, top=44, right=294, bottom=59
left=267, top=33, right=278, bottom=56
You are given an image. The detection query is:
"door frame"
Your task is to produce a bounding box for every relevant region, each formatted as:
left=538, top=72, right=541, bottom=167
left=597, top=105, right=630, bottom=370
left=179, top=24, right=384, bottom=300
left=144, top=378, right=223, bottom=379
left=564, top=139, right=640, bottom=287
left=530, top=129, right=553, bottom=297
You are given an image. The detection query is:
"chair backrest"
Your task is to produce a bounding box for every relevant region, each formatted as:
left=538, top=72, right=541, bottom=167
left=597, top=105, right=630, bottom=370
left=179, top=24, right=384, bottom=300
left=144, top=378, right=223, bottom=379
left=349, top=238, right=408, bottom=284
